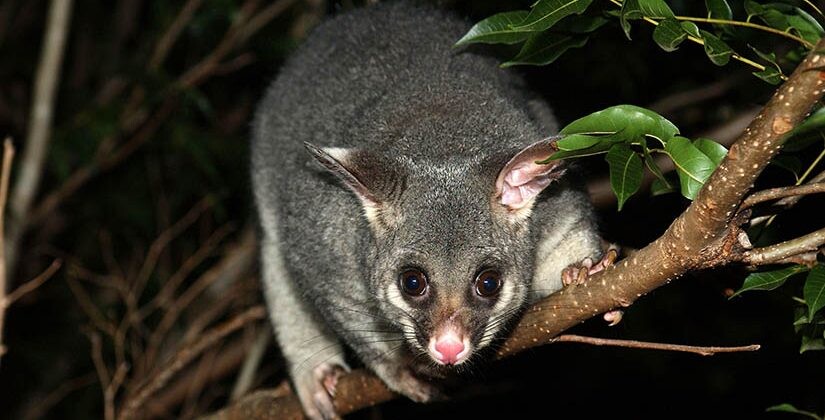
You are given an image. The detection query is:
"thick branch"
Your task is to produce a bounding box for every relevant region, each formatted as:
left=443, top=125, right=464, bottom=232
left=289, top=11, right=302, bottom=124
left=205, top=40, right=825, bottom=418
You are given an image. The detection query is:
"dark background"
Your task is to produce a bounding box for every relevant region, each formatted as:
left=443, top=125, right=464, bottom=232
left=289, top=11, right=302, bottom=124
left=0, top=0, right=823, bottom=418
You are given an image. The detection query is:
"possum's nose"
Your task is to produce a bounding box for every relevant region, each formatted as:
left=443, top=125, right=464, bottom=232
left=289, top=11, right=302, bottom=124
left=429, top=331, right=470, bottom=365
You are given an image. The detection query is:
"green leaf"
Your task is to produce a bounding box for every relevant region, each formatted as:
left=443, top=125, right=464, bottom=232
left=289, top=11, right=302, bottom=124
left=744, top=1, right=764, bottom=19
left=731, top=265, right=808, bottom=297
left=642, top=139, right=670, bottom=185
left=804, top=265, right=825, bottom=319
left=455, top=11, right=533, bottom=46
left=541, top=133, right=623, bottom=162
left=785, top=8, right=825, bottom=45
left=619, top=0, right=676, bottom=38
left=512, top=0, right=595, bottom=33
left=653, top=18, right=687, bottom=52
left=552, top=15, right=610, bottom=33
left=693, top=138, right=728, bottom=165
left=747, top=3, right=824, bottom=45
left=651, top=177, right=676, bottom=196
left=749, top=46, right=784, bottom=85
left=502, top=33, right=589, bottom=67
left=665, top=136, right=716, bottom=199
left=766, top=404, right=823, bottom=420
left=605, top=143, right=643, bottom=210
left=754, top=66, right=783, bottom=85
left=680, top=21, right=701, bottom=38
left=700, top=30, right=732, bottom=66
left=705, top=0, right=732, bottom=20
left=560, top=104, right=679, bottom=144
left=556, top=133, right=602, bottom=151
left=800, top=335, right=825, bottom=353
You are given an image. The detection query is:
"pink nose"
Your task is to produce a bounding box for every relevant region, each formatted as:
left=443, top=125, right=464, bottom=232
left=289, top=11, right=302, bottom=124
left=433, top=336, right=466, bottom=365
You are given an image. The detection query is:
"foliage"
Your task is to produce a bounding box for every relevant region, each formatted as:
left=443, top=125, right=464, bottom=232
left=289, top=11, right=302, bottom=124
left=457, top=0, right=824, bottom=83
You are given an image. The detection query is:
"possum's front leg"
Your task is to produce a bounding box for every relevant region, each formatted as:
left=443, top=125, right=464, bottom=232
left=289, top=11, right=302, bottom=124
left=357, top=341, right=444, bottom=403
left=530, top=216, right=602, bottom=302
left=260, top=238, right=349, bottom=420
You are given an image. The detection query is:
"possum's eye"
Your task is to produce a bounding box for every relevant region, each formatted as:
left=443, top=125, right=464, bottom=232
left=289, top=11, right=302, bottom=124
left=399, top=268, right=428, bottom=296
left=475, top=269, right=502, bottom=297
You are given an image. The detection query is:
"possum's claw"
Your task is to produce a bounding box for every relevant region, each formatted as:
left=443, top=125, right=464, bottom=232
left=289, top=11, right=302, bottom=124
left=562, top=245, right=619, bottom=286
left=294, top=361, right=350, bottom=420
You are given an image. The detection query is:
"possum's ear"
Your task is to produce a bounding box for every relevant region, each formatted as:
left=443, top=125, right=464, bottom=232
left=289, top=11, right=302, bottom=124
left=304, top=142, right=399, bottom=226
left=495, top=138, right=565, bottom=213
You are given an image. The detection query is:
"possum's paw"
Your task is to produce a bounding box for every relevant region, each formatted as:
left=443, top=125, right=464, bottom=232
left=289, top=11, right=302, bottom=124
left=561, top=245, right=619, bottom=286
left=561, top=245, right=623, bottom=325
left=396, top=368, right=444, bottom=402
left=293, top=362, right=350, bottom=420
left=377, top=366, right=443, bottom=403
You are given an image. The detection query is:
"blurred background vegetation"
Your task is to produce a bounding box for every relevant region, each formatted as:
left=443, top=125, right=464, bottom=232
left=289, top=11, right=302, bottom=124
left=0, top=0, right=823, bottom=418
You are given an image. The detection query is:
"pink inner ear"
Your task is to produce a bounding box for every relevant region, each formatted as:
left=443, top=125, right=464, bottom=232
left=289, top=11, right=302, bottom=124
left=496, top=140, right=563, bottom=211
left=499, top=162, right=555, bottom=210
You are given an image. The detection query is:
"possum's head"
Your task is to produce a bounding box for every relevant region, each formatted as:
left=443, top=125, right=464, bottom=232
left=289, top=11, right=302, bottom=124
left=305, top=139, right=564, bottom=367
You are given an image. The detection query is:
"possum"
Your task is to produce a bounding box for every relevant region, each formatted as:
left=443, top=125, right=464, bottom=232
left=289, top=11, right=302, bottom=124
left=250, top=2, right=601, bottom=418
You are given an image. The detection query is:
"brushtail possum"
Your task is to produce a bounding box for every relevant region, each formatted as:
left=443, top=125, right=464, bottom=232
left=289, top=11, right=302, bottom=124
left=251, top=2, right=601, bottom=418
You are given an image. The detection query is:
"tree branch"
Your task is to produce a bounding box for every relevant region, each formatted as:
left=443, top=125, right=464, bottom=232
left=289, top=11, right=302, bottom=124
left=742, top=182, right=825, bottom=209
left=0, top=139, right=15, bottom=360
left=6, top=0, right=73, bottom=275
left=204, top=40, right=825, bottom=418
left=549, top=334, right=760, bottom=356
left=742, top=227, right=825, bottom=265
left=118, top=306, right=266, bottom=420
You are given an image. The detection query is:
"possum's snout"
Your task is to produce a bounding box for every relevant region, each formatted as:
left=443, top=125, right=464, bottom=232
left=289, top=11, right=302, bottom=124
left=428, top=328, right=471, bottom=365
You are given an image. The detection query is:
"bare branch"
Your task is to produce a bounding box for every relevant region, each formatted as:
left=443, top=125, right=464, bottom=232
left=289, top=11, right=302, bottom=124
left=6, top=0, right=74, bottom=274
left=4, top=258, right=61, bottom=305
left=742, top=182, right=825, bottom=209
left=230, top=329, right=271, bottom=400
left=549, top=334, right=760, bottom=356
left=743, top=227, right=825, bottom=265
left=148, top=0, right=205, bottom=70
left=118, top=306, right=266, bottom=420
left=0, top=139, right=15, bottom=359
left=20, top=0, right=297, bottom=248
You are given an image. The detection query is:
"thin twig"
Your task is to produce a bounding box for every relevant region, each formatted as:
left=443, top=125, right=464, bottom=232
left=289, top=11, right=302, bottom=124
left=0, top=139, right=15, bottom=359
left=7, top=0, right=74, bottom=275
left=743, top=227, right=825, bottom=265
left=5, top=259, right=61, bottom=305
left=20, top=373, right=97, bottom=420
left=675, top=15, right=814, bottom=49
left=549, top=334, right=761, bottom=356
left=105, top=363, right=130, bottom=420
left=118, top=306, right=266, bottom=420
left=141, top=228, right=252, bottom=369
left=148, top=0, right=205, bottom=70
left=742, top=182, right=825, bottom=209
left=22, top=0, right=296, bottom=243
left=230, top=329, right=271, bottom=400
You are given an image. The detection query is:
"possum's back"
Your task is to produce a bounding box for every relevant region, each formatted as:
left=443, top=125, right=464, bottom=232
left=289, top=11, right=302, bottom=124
left=251, top=1, right=548, bottom=167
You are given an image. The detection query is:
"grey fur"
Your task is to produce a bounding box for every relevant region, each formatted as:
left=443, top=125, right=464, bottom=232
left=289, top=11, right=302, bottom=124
left=251, top=2, right=600, bottom=418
